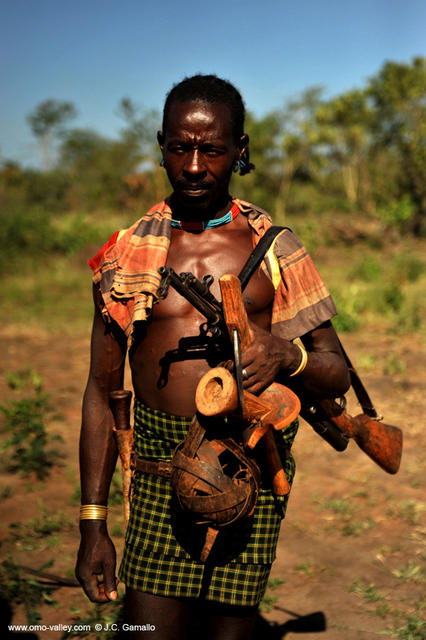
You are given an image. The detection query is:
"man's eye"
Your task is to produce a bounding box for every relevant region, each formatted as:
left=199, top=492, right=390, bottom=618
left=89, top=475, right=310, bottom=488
left=169, top=146, right=185, bottom=154
left=202, top=148, right=222, bottom=157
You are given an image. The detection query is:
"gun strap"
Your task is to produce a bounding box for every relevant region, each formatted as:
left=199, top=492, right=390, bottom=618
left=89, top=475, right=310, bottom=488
left=337, top=340, right=378, bottom=418
left=238, top=225, right=288, bottom=291
left=237, top=224, right=379, bottom=419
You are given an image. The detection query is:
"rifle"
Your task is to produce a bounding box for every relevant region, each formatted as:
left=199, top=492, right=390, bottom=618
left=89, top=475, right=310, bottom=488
left=299, top=351, right=403, bottom=474
left=158, top=267, right=402, bottom=475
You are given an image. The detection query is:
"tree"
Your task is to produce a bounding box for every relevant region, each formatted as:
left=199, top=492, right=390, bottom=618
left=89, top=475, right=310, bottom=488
left=368, top=57, right=426, bottom=234
left=116, top=97, right=159, bottom=155
left=233, top=110, right=283, bottom=213
left=59, top=128, right=142, bottom=209
left=315, top=89, right=375, bottom=209
left=116, top=97, right=166, bottom=201
left=274, top=87, right=324, bottom=220
left=27, top=100, right=77, bottom=170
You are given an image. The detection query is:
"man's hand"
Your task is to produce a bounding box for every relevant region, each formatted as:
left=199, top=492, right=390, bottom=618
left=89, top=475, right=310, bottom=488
left=76, top=521, right=118, bottom=603
left=240, top=323, right=299, bottom=395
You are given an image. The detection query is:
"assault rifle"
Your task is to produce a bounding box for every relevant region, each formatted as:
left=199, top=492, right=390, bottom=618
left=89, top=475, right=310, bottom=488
left=158, top=266, right=402, bottom=475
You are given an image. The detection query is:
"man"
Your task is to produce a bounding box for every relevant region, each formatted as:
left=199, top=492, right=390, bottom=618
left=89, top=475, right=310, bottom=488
left=76, top=75, right=350, bottom=639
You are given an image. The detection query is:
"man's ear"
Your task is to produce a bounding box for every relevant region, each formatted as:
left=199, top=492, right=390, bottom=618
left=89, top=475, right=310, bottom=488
left=157, top=130, right=164, bottom=149
left=238, top=133, right=249, bottom=155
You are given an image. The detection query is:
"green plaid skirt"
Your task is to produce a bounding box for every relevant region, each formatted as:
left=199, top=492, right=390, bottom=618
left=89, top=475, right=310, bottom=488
left=119, top=399, right=298, bottom=606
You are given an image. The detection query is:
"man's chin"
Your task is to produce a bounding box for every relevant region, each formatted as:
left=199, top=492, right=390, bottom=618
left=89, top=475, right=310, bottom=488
left=174, top=190, right=212, bottom=210
left=171, top=189, right=230, bottom=219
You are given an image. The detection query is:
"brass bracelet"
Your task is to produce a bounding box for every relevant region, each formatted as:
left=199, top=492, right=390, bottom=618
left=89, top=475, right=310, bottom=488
left=289, top=343, right=308, bottom=377
left=79, top=504, right=108, bottom=521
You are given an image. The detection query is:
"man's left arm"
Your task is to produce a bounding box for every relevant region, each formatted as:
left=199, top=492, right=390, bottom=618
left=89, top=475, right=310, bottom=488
left=241, top=320, right=351, bottom=398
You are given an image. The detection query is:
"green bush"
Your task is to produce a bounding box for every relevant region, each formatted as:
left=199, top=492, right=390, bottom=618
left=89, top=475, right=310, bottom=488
left=395, top=615, right=426, bottom=640
left=350, top=256, right=382, bottom=282
left=0, top=369, right=63, bottom=480
left=391, top=253, right=425, bottom=283
left=382, top=284, right=405, bottom=312
left=0, top=205, right=57, bottom=256
left=51, top=212, right=110, bottom=255
left=376, top=196, right=416, bottom=230
left=331, top=286, right=362, bottom=332
left=0, top=204, right=118, bottom=270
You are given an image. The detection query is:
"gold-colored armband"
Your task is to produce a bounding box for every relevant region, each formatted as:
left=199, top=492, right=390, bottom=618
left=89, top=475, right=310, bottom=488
left=289, top=343, right=308, bottom=377
left=79, top=504, right=108, bottom=521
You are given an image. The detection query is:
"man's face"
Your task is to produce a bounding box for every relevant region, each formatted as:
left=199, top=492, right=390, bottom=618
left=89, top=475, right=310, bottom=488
left=158, top=100, right=247, bottom=215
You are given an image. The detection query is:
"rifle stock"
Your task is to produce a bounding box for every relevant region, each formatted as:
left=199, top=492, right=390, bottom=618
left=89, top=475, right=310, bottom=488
left=302, top=398, right=402, bottom=474
left=322, top=399, right=402, bottom=474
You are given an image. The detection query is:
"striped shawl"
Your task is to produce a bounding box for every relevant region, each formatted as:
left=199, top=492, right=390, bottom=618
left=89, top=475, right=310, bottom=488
left=89, top=198, right=336, bottom=341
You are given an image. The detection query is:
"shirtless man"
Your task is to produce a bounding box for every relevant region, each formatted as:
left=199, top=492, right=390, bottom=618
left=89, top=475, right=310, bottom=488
left=76, top=75, right=350, bottom=639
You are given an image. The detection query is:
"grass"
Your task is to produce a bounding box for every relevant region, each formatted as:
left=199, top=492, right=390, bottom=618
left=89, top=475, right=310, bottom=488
left=295, top=562, right=316, bottom=578
left=349, top=579, right=384, bottom=603
left=321, top=497, right=354, bottom=515
left=0, top=486, right=14, bottom=502
left=393, top=614, right=426, bottom=640
left=316, top=237, right=426, bottom=339
left=0, top=558, right=60, bottom=625
left=2, top=257, right=94, bottom=333
left=314, top=496, right=376, bottom=536
left=357, top=353, right=378, bottom=372
left=63, top=595, right=125, bottom=639
left=8, top=504, right=73, bottom=551
left=0, top=369, right=63, bottom=479
left=333, top=611, right=426, bottom=639
left=383, top=354, right=407, bottom=377
left=347, top=577, right=426, bottom=639
left=342, top=519, right=375, bottom=537
left=391, top=561, right=426, bottom=584
left=387, top=500, right=425, bottom=526
left=259, top=577, right=285, bottom=613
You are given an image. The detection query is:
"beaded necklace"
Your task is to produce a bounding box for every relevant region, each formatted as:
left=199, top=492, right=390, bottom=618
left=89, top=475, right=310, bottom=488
left=171, top=201, right=240, bottom=232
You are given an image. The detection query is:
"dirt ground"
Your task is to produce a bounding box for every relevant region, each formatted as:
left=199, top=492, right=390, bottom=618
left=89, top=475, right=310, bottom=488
left=0, top=325, right=424, bottom=639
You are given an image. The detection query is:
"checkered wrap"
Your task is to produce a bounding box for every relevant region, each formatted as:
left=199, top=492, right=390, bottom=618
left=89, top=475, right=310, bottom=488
left=118, top=399, right=298, bottom=605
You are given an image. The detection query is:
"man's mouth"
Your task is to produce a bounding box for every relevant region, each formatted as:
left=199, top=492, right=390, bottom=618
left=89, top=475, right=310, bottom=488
left=178, top=181, right=211, bottom=194
left=179, top=188, right=211, bottom=201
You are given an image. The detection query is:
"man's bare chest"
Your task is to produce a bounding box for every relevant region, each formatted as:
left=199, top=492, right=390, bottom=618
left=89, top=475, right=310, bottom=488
left=155, top=225, right=275, bottom=320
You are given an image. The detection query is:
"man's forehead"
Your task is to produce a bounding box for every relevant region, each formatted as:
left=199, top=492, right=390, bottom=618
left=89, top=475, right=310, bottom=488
left=164, top=100, right=234, bottom=136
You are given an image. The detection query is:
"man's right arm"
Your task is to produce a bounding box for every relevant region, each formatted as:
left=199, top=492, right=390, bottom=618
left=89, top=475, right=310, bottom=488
left=76, top=284, right=127, bottom=603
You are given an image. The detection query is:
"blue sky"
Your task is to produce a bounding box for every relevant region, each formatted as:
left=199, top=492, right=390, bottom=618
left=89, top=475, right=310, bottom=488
left=1, top=0, right=425, bottom=166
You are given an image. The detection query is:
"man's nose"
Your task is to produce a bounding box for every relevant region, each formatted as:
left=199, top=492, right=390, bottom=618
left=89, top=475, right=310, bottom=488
left=183, top=149, right=205, bottom=175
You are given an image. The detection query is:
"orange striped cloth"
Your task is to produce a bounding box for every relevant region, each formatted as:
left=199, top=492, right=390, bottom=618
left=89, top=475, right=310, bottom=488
left=89, top=198, right=336, bottom=341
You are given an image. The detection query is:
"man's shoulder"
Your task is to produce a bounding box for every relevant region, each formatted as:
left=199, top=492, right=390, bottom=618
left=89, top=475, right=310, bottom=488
left=88, top=200, right=170, bottom=274
left=235, top=198, right=272, bottom=221
left=235, top=199, right=301, bottom=252
left=234, top=198, right=276, bottom=240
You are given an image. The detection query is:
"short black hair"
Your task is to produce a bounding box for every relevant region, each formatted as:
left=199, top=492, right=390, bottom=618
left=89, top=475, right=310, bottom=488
left=162, top=74, right=254, bottom=175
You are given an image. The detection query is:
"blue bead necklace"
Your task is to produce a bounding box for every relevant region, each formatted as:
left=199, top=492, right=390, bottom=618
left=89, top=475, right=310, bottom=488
left=171, top=202, right=240, bottom=232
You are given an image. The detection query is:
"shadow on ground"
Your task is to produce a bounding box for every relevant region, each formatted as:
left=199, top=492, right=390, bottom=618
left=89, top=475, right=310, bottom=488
left=253, top=610, right=326, bottom=637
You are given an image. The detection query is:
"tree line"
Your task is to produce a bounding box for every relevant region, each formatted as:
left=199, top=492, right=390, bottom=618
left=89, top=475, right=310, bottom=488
left=1, top=56, right=425, bottom=235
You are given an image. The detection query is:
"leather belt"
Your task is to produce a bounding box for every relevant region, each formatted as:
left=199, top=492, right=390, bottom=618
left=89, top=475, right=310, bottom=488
left=133, top=455, right=172, bottom=478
